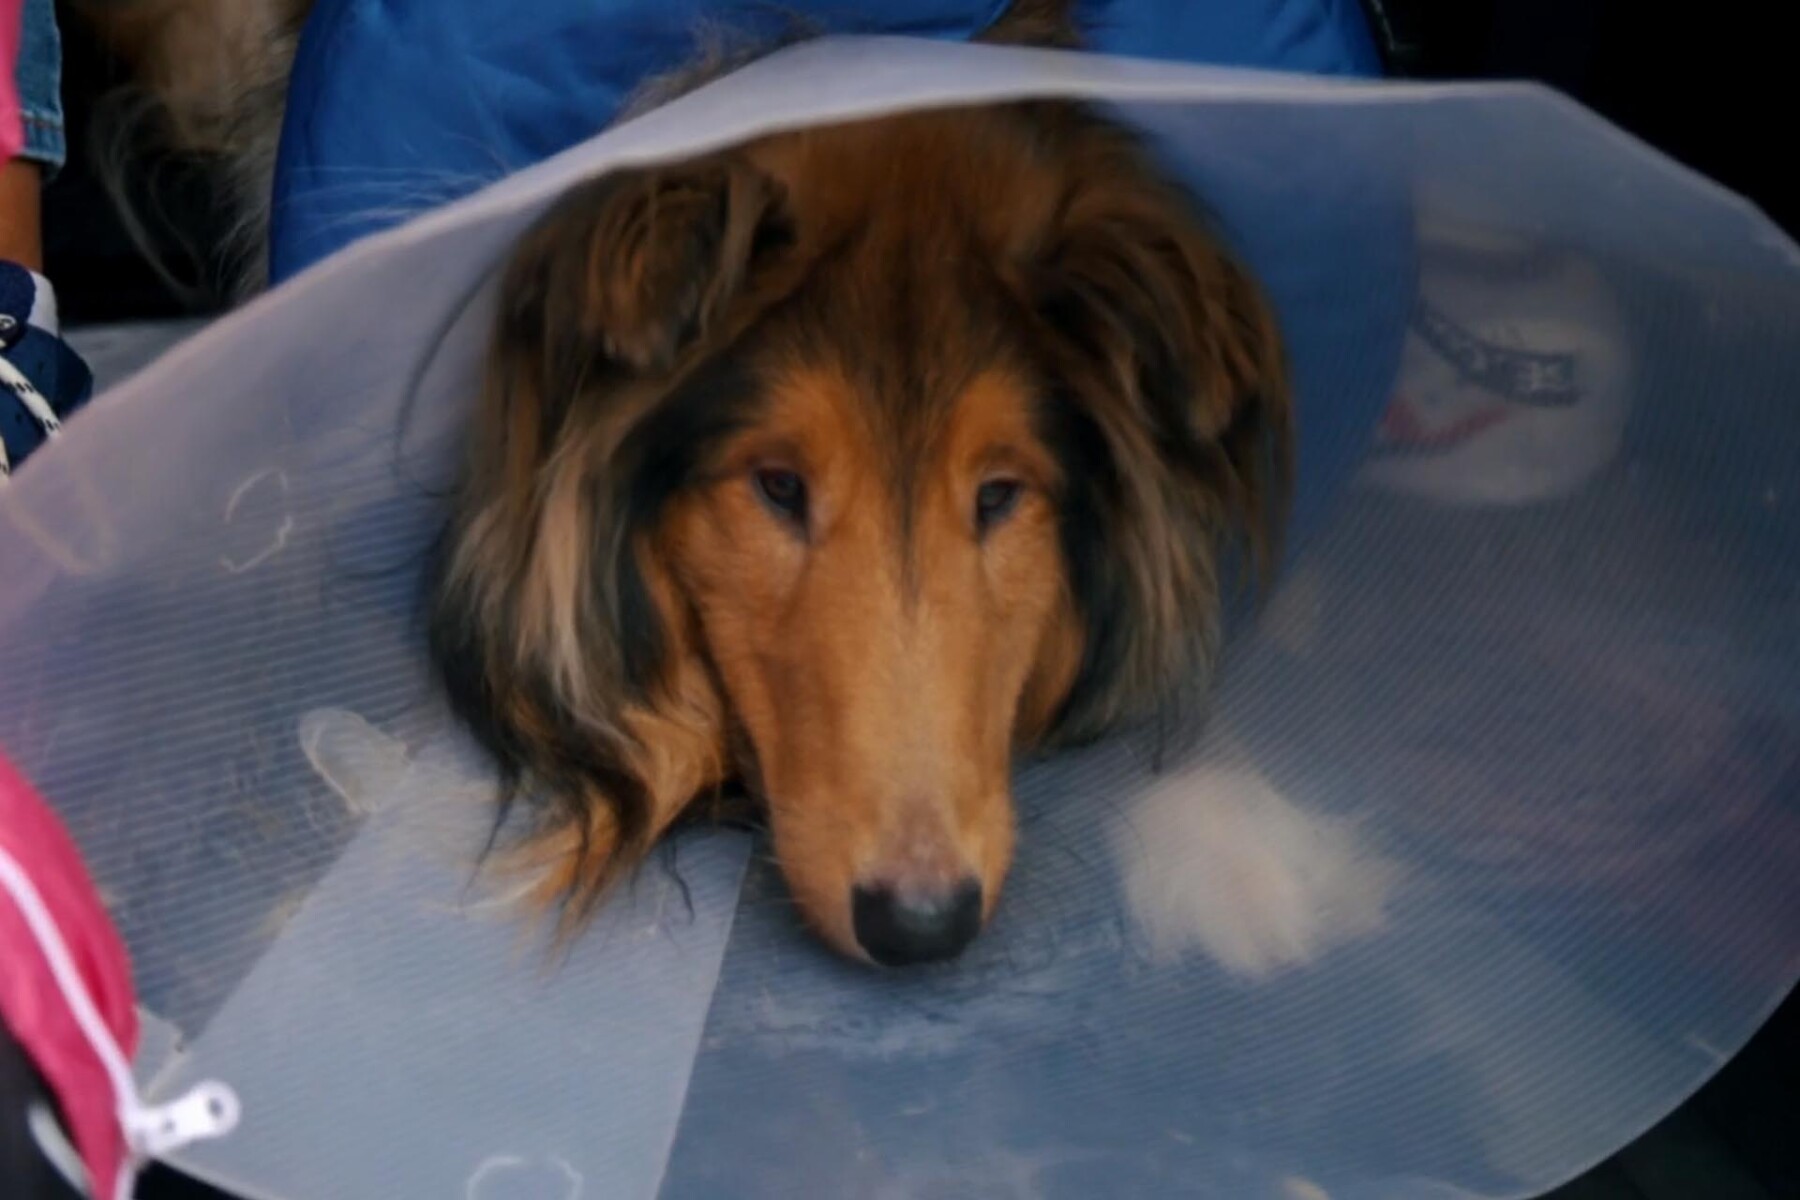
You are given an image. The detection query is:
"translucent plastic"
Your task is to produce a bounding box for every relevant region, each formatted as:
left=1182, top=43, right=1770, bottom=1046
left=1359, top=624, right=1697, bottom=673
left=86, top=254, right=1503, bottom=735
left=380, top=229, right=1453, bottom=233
left=4, top=38, right=1798, bottom=1200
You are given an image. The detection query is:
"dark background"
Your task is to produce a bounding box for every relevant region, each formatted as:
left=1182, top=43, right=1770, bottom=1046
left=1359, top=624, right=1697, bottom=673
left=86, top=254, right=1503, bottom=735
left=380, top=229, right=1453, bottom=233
left=24, top=0, right=1800, bottom=1196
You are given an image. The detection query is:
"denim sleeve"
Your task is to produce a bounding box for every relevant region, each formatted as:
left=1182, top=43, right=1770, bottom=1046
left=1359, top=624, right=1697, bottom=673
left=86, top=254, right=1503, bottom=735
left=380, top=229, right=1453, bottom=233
left=11, top=0, right=62, bottom=173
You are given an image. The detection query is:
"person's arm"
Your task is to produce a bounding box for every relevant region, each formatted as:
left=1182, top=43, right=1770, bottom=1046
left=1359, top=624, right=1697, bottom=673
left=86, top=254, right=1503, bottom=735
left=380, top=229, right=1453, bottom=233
left=0, top=157, right=42, bottom=269
left=1, top=0, right=35, bottom=269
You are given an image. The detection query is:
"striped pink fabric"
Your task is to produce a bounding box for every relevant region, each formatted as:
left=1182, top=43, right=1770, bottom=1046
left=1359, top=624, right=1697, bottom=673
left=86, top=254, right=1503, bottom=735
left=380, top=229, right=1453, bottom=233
left=0, top=748, right=142, bottom=1199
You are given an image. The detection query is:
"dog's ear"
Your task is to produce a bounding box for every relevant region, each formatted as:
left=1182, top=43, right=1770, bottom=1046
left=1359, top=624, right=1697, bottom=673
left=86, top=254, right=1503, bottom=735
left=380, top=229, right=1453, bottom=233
left=977, top=0, right=1082, bottom=48
left=501, top=157, right=790, bottom=386
left=469, top=155, right=793, bottom=658
left=1037, top=153, right=1293, bottom=576
left=1023, top=134, right=1293, bottom=737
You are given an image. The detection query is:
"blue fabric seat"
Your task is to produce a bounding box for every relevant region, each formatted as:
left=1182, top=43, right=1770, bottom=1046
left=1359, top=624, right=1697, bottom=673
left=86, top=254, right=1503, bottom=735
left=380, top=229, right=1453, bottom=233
left=271, top=0, right=1383, bottom=281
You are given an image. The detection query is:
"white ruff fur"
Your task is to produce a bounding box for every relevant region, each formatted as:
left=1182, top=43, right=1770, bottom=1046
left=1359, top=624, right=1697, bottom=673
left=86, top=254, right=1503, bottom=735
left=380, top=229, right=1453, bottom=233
left=1113, top=754, right=1397, bottom=980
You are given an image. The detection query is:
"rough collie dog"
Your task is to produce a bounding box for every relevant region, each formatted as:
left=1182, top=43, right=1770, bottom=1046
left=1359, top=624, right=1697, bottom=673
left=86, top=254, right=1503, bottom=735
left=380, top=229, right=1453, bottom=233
left=87, top=0, right=1292, bottom=964
left=427, top=2, right=1293, bottom=965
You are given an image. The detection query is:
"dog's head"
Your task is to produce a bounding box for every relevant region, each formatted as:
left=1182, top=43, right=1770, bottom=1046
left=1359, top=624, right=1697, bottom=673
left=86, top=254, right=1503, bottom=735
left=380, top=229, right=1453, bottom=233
left=431, top=101, right=1290, bottom=964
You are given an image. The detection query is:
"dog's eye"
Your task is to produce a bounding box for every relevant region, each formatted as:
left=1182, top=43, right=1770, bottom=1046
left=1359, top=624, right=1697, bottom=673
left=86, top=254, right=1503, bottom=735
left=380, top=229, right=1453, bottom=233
left=974, top=478, right=1024, bottom=533
left=754, top=468, right=808, bottom=526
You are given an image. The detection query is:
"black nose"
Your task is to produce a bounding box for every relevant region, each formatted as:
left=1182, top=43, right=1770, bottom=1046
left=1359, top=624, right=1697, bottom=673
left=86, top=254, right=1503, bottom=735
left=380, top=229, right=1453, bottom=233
left=851, top=878, right=983, bottom=966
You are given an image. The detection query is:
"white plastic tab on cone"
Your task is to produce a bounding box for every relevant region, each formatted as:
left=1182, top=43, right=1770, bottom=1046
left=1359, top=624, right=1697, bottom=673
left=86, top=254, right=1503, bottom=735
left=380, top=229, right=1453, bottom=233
left=3, top=37, right=1798, bottom=1200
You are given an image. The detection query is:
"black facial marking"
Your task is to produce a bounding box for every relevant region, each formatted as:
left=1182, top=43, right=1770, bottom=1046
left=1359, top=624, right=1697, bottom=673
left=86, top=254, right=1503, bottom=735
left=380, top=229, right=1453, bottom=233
left=1031, top=377, right=1128, bottom=739
left=610, top=349, right=767, bottom=693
